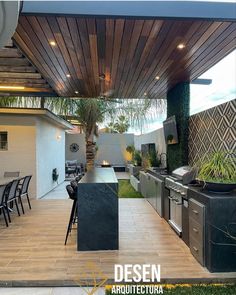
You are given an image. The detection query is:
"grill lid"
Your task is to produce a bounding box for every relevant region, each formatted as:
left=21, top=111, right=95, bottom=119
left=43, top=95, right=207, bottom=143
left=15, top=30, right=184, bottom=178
left=172, top=166, right=195, bottom=185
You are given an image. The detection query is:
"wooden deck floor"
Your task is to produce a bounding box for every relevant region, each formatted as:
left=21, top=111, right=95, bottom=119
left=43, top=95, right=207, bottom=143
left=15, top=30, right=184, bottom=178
left=0, top=198, right=235, bottom=286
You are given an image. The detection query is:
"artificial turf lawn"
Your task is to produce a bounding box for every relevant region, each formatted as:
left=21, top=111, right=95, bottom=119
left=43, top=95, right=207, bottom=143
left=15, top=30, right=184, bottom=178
left=118, top=180, right=143, bottom=198
left=106, top=284, right=236, bottom=294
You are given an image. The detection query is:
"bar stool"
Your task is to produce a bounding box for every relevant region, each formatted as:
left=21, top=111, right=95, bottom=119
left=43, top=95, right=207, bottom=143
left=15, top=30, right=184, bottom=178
left=64, top=184, right=78, bottom=245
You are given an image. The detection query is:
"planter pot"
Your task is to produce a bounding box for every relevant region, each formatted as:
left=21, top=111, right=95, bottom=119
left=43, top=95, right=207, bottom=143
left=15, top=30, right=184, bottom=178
left=202, top=181, right=236, bottom=193
left=130, top=175, right=141, bottom=192
left=128, top=164, right=142, bottom=177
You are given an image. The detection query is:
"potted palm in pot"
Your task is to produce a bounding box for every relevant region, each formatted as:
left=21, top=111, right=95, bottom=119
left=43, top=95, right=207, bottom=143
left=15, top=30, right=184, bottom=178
left=197, top=151, right=236, bottom=193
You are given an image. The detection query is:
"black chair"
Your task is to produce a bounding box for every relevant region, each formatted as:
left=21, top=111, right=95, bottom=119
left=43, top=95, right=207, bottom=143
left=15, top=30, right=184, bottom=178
left=4, top=179, right=21, bottom=223
left=64, top=184, right=78, bottom=245
left=17, top=175, right=32, bottom=214
left=0, top=184, right=10, bottom=227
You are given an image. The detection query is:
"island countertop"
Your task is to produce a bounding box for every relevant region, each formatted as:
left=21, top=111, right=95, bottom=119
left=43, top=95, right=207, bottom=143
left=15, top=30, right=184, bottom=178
left=79, top=167, right=118, bottom=184
left=77, top=167, right=119, bottom=251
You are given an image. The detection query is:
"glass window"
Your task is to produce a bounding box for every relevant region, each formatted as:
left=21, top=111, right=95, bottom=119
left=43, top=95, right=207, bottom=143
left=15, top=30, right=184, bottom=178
left=0, top=132, right=8, bottom=150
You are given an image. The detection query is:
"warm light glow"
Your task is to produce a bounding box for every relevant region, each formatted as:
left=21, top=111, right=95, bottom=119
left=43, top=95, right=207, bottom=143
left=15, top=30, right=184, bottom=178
left=75, top=91, right=79, bottom=94
left=155, top=76, right=160, bottom=80
left=144, top=92, right=147, bottom=96
left=102, top=160, right=109, bottom=165
left=0, top=86, right=25, bottom=90
left=66, top=74, right=71, bottom=78
left=50, top=41, right=56, bottom=46
left=177, top=43, right=185, bottom=49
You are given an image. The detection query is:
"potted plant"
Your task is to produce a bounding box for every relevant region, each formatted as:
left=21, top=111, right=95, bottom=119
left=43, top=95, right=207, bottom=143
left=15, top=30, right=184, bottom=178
left=133, top=150, right=142, bottom=167
left=197, top=151, right=236, bottom=193
left=148, top=150, right=160, bottom=168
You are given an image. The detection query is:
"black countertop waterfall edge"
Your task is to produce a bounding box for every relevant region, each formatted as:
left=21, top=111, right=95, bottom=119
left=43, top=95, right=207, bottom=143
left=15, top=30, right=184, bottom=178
left=79, top=167, right=118, bottom=184
left=77, top=167, right=119, bottom=251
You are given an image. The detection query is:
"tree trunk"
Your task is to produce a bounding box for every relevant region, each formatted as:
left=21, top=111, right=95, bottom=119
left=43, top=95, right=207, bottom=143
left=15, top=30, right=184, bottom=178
left=86, top=140, right=96, bottom=170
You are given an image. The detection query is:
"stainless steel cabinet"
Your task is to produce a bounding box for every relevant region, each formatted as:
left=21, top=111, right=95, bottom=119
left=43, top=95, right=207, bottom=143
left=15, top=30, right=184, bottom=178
left=141, top=172, right=163, bottom=217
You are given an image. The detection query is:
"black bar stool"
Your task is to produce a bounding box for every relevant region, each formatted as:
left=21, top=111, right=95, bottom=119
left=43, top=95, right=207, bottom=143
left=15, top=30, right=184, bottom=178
left=64, top=184, right=78, bottom=245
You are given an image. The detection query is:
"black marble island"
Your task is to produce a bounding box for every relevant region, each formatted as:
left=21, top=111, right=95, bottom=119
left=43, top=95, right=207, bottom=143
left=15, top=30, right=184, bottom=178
left=77, top=167, right=119, bottom=251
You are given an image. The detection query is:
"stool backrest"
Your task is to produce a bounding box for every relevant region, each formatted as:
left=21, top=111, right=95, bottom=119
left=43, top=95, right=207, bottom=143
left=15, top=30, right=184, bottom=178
left=66, top=185, right=76, bottom=200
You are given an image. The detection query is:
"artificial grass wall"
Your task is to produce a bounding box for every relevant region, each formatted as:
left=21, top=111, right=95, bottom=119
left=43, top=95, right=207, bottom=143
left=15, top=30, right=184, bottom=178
left=167, top=82, right=190, bottom=172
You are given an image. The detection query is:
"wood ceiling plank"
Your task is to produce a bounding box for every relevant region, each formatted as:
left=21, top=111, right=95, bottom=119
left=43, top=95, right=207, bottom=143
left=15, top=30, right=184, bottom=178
left=147, top=21, right=214, bottom=98
left=127, top=21, right=180, bottom=97
left=15, top=19, right=66, bottom=95
left=56, top=16, right=86, bottom=95
left=119, top=21, right=163, bottom=96
left=0, top=57, right=29, bottom=66
left=0, top=78, right=48, bottom=84
left=117, top=19, right=144, bottom=97
left=105, top=19, right=115, bottom=95
left=0, top=82, right=50, bottom=88
left=77, top=18, right=97, bottom=96
left=127, top=20, right=156, bottom=95
left=0, top=66, right=36, bottom=73
left=110, top=19, right=125, bottom=91
left=0, top=72, right=41, bottom=79
left=96, top=18, right=106, bottom=96
left=0, top=48, right=22, bottom=58
left=113, top=19, right=135, bottom=97
left=46, top=16, right=82, bottom=96
left=67, top=17, right=91, bottom=96
left=87, top=18, right=100, bottom=94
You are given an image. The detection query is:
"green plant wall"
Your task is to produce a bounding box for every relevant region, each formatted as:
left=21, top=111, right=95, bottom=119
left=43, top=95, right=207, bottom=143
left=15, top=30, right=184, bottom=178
left=167, top=82, right=190, bottom=172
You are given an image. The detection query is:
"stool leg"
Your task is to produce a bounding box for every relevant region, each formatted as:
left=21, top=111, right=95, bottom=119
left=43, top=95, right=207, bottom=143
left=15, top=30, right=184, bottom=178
left=64, top=200, right=77, bottom=245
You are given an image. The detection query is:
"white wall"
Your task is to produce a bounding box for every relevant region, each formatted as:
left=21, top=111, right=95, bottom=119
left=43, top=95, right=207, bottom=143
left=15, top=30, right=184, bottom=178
left=0, top=116, right=36, bottom=197
left=134, top=128, right=166, bottom=155
left=95, top=133, right=134, bottom=165
left=36, top=118, right=65, bottom=198
left=65, top=133, right=86, bottom=164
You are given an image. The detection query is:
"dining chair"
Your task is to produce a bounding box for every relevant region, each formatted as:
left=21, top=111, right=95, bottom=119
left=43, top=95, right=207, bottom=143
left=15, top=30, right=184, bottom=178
left=4, top=179, right=21, bottom=223
left=4, top=171, right=20, bottom=178
left=0, top=184, right=9, bottom=227
left=17, top=175, right=32, bottom=214
left=64, top=184, right=78, bottom=245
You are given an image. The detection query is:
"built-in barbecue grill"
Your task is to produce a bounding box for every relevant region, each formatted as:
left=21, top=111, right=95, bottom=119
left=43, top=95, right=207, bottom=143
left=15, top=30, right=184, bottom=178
left=165, top=166, right=195, bottom=242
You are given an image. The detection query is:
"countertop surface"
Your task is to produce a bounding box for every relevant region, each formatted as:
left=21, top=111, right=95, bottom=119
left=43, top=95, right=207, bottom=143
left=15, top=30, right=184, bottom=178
left=79, top=167, right=118, bottom=184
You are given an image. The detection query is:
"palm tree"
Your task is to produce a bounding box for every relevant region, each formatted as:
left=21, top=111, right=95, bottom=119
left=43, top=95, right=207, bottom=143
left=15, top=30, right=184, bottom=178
left=75, top=99, right=109, bottom=168
left=0, top=96, right=166, bottom=168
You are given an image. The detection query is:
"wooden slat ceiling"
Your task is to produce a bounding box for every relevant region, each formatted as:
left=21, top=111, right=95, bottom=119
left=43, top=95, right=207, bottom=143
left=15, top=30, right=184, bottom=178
left=8, top=16, right=236, bottom=98
left=0, top=41, right=55, bottom=96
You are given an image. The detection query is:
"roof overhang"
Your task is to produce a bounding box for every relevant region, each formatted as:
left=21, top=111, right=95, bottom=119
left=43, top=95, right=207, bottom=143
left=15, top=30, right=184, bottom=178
left=22, top=1, right=236, bottom=21
left=0, top=107, right=73, bottom=130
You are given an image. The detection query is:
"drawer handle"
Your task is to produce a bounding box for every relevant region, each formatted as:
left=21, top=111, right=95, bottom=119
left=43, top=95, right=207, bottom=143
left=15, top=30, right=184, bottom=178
left=192, top=209, right=199, bottom=215
left=193, top=228, right=198, bottom=233
left=193, top=246, right=198, bottom=252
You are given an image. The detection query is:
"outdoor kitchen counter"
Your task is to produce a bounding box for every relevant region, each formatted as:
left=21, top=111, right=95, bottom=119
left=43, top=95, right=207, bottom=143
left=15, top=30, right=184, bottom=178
left=77, top=167, right=119, bottom=251
left=188, top=186, right=236, bottom=272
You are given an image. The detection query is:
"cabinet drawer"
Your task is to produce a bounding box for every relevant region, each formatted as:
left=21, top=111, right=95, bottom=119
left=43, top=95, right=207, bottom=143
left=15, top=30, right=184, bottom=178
left=189, top=217, right=204, bottom=245
left=190, top=236, right=204, bottom=266
left=189, top=198, right=205, bottom=224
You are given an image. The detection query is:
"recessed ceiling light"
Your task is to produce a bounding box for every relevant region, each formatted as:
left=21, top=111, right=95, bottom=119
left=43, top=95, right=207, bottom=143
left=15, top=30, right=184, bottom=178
left=155, top=76, right=160, bottom=80
left=50, top=41, right=56, bottom=46
left=66, top=74, right=71, bottom=78
left=75, top=91, right=79, bottom=94
left=177, top=43, right=185, bottom=50
left=0, top=86, right=25, bottom=90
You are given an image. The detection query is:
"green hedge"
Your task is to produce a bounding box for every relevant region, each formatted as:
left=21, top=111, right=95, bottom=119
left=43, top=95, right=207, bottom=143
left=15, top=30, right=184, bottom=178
left=167, top=82, right=190, bottom=172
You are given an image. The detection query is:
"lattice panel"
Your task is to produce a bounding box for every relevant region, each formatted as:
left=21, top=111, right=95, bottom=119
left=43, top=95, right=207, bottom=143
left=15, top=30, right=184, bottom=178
left=188, top=99, right=236, bottom=165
